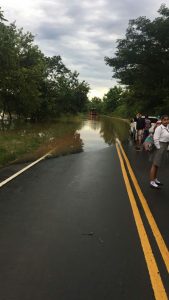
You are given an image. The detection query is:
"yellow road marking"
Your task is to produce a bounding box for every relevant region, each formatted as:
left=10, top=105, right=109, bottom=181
left=116, top=138, right=169, bottom=274
left=116, top=143, right=167, bottom=300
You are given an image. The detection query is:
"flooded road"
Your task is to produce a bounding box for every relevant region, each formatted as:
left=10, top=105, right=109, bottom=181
left=0, top=116, right=129, bottom=181
left=30, top=116, right=130, bottom=160
left=77, top=116, right=129, bottom=153
left=0, top=116, right=129, bottom=167
left=0, top=116, right=169, bottom=300
left=78, top=119, right=109, bottom=152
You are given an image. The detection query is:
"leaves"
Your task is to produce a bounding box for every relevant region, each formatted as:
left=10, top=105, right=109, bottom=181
left=0, top=7, right=90, bottom=120
left=103, top=86, right=123, bottom=112
left=105, top=4, right=169, bottom=115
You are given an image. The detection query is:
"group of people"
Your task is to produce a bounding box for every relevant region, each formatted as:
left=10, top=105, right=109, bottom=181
left=131, top=113, right=169, bottom=189
left=131, top=113, right=153, bottom=149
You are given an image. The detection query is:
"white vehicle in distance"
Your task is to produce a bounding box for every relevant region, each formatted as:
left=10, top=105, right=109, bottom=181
left=148, top=116, right=159, bottom=133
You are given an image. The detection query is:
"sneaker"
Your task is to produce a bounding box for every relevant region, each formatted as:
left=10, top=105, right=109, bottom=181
left=155, top=179, right=163, bottom=186
left=150, top=181, right=161, bottom=189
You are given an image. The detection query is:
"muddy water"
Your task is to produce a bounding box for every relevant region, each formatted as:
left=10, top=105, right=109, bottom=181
left=48, top=116, right=129, bottom=156
left=77, top=116, right=129, bottom=152
left=0, top=116, right=129, bottom=181
left=1, top=116, right=129, bottom=161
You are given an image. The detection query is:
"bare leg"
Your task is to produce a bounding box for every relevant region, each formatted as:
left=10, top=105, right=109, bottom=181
left=138, top=135, right=141, bottom=145
left=150, top=164, right=158, bottom=181
left=137, top=130, right=143, bottom=146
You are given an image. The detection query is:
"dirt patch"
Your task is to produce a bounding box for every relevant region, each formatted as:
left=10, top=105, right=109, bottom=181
left=12, top=132, right=83, bottom=163
left=0, top=132, right=83, bottom=183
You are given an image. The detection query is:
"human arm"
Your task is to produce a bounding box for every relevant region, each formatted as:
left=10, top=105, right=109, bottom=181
left=153, top=126, right=161, bottom=149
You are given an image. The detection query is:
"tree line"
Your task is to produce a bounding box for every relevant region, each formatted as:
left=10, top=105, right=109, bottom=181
left=104, top=4, right=169, bottom=117
left=89, top=4, right=169, bottom=118
left=0, top=8, right=90, bottom=121
left=2, top=5, right=169, bottom=121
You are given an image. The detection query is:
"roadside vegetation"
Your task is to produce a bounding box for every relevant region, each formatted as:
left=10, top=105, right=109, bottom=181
left=1, top=5, right=169, bottom=167
left=0, top=8, right=89, bottom=167
left=0, top=116, right=84, bottom=167
left=90, top=5, right=169, bottom=118
left=0, top=8, right=89, bottom=122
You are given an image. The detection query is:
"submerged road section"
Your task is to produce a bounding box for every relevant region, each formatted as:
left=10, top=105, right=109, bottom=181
left=0, top=118, right=168, bottom=300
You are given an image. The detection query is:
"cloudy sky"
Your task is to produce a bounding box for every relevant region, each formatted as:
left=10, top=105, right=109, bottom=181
left=1, top=0, right=169, bottom=98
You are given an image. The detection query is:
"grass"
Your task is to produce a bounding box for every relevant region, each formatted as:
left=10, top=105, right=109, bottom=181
left=0, top=114, right=129, bottom=168
left=0, top=116, right=84, bottom=167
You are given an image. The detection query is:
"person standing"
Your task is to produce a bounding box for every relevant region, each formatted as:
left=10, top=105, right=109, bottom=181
left=149, top=115, right=169, bottom=189
left=135, top=113, right=145, bottom=150
left=143, top=115, right=151, bottom=141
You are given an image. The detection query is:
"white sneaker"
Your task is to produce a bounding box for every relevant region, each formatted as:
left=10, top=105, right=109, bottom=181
left=155, top=178, right=163, bottom=186
left=150, top=181, right=160, bottom=189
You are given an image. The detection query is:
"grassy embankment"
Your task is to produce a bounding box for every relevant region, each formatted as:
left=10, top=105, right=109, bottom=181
left=0, top=115, right=84, bottom=168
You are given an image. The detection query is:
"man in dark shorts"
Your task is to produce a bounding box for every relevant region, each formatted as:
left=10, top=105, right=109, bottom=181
left=135, top=113, right=145, bottom=150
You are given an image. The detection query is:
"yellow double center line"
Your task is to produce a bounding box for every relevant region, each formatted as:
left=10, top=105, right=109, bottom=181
left=115, top=139, right=168, bottom=300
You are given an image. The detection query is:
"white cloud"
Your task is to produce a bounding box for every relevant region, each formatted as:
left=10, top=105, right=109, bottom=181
left=1, top=0, right=169, bottom=98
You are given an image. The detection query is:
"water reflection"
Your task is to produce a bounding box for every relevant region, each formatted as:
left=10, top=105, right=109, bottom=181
left=78, top=117, right=129, bottom=152
left=78, top=120, right=109, bottom=152
left=0, top=116, right=129, bottom=166
left=100, top=117, right=129, bottom=144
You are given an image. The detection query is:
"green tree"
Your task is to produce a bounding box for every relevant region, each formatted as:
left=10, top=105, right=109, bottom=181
left=88, top=97, right=103, bottom=113
left=0, top=10, right=45, bottom=120
left=39, top=59, right=90, bottom=117
left=0, top=7, right=90, bottom=121
left=105, top=4, right=169, bottom=115
left=103, top=86, right=123, bottom=112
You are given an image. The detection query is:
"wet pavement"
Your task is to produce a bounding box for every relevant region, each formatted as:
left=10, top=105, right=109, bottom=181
left=0, top=117, right=129, bottom=182
left=0, top=117, right=168, bottom=300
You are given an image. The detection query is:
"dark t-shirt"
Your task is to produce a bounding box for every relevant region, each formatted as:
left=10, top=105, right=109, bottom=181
left=136, top=117, right=145, bottom=130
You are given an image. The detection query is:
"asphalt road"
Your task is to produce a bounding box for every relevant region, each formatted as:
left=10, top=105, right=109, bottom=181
left=0, top=142, right=168, bottom=299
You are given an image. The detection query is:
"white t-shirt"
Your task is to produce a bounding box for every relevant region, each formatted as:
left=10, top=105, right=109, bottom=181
left=153, top=124, right=169, bottom=149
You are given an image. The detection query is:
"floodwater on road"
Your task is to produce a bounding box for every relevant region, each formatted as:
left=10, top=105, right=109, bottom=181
left=78, top=120, right=109, bottom=152
left=0, top=116, right=130, bottom=181
left=78, top=116, right=129, bottom=152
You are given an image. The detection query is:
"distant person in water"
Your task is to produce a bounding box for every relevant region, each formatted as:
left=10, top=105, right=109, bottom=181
left=149, top=115, right=169, bottom=189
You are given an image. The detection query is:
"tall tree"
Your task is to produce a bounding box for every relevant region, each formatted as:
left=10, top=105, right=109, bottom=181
left=0, top=7, right=90, bottom=120
left=105, top=4, right=169, bottom=115
left=0, top=11, right=45, bottom=119
left=103, top=86, right=123, bottom=112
